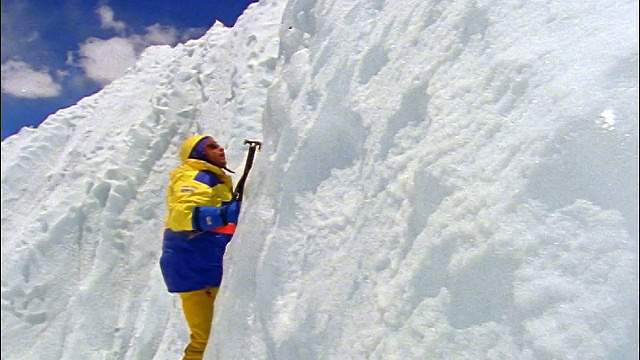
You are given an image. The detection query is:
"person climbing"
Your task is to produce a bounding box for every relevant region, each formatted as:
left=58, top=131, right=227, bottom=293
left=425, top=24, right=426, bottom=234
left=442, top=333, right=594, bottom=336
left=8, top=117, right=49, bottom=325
left=159, top=134, right=241, bottom=360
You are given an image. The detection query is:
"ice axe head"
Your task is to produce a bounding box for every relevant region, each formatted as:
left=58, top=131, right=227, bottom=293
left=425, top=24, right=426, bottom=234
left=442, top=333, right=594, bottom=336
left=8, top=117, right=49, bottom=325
left=244, top=139, right=262, bottom=150
left=233, top=139, right=262, bottom=201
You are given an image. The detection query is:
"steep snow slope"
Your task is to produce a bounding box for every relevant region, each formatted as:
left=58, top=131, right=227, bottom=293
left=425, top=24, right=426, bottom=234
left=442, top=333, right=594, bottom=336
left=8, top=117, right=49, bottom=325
left=1, top=0, right=638, bottom=359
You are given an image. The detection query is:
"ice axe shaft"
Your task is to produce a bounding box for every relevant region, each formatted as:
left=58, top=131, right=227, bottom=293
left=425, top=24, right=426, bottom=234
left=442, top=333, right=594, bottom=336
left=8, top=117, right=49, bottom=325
left=233, top=139, right=262, bottom=201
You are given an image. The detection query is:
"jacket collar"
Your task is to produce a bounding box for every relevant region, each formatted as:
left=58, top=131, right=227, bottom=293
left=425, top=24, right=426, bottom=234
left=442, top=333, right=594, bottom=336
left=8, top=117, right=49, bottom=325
left=183, top=158, right=227, bottom=177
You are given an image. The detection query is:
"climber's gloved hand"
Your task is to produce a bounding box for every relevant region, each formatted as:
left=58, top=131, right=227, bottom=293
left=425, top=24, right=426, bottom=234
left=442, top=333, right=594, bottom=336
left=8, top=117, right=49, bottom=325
left=222, top=201, right=241, bottom=224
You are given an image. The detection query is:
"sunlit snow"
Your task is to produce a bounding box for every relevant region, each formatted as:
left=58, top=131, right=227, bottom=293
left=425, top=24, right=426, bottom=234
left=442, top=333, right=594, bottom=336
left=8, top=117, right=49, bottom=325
left=2, top=0, right=638, bottom=359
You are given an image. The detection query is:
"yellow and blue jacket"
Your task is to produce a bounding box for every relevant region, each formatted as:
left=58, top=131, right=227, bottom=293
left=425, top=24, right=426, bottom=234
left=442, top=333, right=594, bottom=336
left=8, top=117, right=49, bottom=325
left=160, top=135, right=235, bottom=293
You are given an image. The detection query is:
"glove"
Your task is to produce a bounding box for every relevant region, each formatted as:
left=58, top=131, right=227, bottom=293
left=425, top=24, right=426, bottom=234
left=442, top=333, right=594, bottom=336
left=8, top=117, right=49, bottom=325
left=223, top=201, right=241, bottom=224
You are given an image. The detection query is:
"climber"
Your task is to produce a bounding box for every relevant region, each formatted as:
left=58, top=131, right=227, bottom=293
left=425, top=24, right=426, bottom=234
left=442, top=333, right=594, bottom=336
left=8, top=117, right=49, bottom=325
left=159, top=134, right=241, bottom=360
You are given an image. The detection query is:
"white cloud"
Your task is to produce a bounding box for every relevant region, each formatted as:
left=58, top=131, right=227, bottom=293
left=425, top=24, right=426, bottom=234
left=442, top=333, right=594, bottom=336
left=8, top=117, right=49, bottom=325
left=76, top=26, right=184, bottom=85
left=0, top=60, right=61, bottom=98
left=141, top=23, right=181, bottom=45
left=78, top=37, right=138, bottom=85
left=3, top=4, right=195, bottom=95
left=96, top=5, right=126, bottom=35
left=75, top=7, right=185, bottom=86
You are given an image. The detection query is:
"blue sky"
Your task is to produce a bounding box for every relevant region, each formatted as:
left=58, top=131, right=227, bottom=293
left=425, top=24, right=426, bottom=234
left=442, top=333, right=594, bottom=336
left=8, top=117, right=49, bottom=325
left=1, top=0, right=257, bottom=140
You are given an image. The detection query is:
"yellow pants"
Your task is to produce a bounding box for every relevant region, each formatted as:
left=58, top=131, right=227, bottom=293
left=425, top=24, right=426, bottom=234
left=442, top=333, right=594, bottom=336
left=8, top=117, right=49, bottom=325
left=179, top=287, right=219, bottom=360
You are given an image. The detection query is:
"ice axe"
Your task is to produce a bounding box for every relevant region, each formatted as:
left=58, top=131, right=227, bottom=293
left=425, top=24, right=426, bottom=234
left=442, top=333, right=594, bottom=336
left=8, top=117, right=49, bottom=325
left=233, top=139, right=262, bottom=201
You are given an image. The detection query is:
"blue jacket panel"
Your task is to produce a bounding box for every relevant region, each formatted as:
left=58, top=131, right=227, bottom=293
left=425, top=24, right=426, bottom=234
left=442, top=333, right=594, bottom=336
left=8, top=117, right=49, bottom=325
left=160, top=228, right=232, bottom=293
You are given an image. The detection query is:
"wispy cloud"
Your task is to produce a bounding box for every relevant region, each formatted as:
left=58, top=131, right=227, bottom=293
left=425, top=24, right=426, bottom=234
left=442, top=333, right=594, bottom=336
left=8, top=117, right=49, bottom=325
left=1, top=60, right=62, bottom=98
left=2, top=5, right=199, bottom=98
left=96, top=5, right=126, bottom=35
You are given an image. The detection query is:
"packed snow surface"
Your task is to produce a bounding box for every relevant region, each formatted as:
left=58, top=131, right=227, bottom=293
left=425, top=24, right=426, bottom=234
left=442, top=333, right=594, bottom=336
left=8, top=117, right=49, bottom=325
left=2, top=0, right=638, bottom=359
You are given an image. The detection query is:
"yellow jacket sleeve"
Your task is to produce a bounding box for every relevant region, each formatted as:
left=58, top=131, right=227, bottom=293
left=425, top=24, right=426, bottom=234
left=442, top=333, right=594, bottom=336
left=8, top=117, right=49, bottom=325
left=164, top=162, right=233, bottom=231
